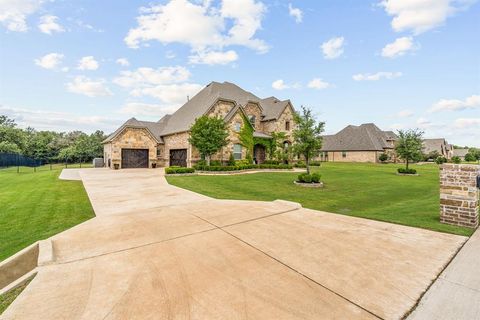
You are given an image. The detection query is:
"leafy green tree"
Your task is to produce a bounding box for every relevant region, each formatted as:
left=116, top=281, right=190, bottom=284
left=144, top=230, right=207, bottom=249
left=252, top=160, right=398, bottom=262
left=465, top=148, right=480, bottom=163
left=292, top=106, right=325, bottom=174
left=394, top=129, right=424, bottom=170
left=189, top=116, right=228, bottom=165
left=0, top=141, right=21, bottom=153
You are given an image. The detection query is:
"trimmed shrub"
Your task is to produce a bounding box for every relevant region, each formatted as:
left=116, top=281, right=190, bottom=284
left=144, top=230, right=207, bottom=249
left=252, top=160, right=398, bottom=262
left=379, top=153, right=389, bottom=163
left=196, top=159, right=207, bottom=166
left=227, top=153, right=236, bottom=166
left=194, top=164, right=292, bottom=171
left=311, top=172, right=321, bottom=183
left=263, top=160, right=280, bottom=165
left=210, top=160, right=222, bottom=166
left=397, top=168, right=417, bottom=174
left=165, top=167, right=195, bottom=174
left=435, top=156, right=447, bottom=164
left=451, top=156, right=461, bottom=164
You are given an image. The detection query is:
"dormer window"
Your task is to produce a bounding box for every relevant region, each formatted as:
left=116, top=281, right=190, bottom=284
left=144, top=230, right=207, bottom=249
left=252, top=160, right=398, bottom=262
left=234, top=122, right=241, bottom=132
left=249, top=115, right=256, bottom=128
left=285, top=121, right=290, bottom=131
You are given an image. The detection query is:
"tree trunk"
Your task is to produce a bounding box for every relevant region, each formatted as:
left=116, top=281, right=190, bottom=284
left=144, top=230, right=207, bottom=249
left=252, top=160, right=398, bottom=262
left=206, top=154, right=210, bottom=166
left=306, top=155, right=310, bottom=175
left=406, top=158, right=409, bottom=170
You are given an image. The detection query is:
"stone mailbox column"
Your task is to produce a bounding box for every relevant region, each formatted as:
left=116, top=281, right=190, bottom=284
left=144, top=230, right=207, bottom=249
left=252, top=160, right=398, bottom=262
left=440, top=164, right=479, bottom=228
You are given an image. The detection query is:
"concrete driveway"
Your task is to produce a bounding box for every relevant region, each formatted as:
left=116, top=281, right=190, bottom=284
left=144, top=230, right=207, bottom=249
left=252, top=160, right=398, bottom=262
left=2, top=168, right=467, bottom=320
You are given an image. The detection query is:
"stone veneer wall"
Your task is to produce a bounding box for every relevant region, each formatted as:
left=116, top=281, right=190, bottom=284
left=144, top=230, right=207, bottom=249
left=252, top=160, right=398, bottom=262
left=440, top=164, right=479, bottom=228
left=105, top=128, right=158, bottom=168
left=326, top=151, right=380, bottom=163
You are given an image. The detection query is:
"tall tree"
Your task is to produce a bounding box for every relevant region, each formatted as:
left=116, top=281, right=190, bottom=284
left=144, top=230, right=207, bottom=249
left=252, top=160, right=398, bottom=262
left=292, top=106, right=325, bottom=174
left=188, top=116, right=228, bottom=165
left=395, top=129, right=424, bottom=170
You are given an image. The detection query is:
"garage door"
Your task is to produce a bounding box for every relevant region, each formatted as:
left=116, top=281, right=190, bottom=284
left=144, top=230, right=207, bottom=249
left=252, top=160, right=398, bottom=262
left=121, top=149, right=149, bottom=168
left=170, top=149, right=187, bottom=167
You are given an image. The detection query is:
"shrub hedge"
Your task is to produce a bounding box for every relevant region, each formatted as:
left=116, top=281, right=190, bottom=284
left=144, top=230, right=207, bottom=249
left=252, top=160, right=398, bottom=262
left=397, top=168, right=417, bottom=174
left=165, top=167, right=195, bottom=174
left=193, top=164, right=293, bottom=171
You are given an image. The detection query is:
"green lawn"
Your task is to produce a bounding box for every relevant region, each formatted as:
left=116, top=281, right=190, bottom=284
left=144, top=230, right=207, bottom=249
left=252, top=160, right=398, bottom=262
left=167, top=162, right=473, bottom=236
left=0, top=165, right=95, bottom=261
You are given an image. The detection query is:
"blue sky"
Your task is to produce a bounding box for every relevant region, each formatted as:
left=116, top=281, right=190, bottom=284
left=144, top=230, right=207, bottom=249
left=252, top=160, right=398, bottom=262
left=0, top=0, right=479, bottom=146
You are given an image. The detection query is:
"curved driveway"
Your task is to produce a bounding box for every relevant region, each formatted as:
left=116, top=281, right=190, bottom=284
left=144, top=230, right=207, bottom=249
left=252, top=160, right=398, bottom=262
left=2, top=168, right=467, bottom=320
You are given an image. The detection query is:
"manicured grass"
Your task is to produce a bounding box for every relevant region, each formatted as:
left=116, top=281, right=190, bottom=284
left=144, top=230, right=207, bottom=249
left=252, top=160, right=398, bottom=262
left=167, top=162, right=473, bottom=236
left=0, top=165, right=95, bottom=261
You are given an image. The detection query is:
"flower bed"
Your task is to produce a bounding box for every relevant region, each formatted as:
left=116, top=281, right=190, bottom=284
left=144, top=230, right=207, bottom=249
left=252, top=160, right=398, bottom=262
left=294, top=172, right=323, bottom=187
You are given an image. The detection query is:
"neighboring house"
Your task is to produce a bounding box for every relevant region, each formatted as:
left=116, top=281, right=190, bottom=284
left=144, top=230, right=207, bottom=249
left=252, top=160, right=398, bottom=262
left=422, top=138, right=451, bottom=159
left=452, top=148, right=469, bottom=160
left=103, top=81, right=296, bottom=168
left=319, top=123, right=398, bottom=163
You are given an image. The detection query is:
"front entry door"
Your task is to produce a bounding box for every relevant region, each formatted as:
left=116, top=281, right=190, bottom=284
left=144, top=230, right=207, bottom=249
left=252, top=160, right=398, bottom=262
left=169, top=149, right=187, bottom=167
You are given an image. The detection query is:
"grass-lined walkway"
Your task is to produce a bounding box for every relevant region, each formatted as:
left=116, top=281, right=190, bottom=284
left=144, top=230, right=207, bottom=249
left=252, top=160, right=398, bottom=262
left=0, top=165, right=95, bottom=261
left=167, top=162, right=473, bottom=236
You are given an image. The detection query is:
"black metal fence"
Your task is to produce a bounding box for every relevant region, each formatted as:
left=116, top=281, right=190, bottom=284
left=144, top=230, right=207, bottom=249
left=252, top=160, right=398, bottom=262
left=0, top=152, right=43, bottom=168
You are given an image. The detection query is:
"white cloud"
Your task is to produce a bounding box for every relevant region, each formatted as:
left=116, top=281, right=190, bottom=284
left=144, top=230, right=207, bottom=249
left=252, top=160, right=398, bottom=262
left=272, top=79, right=289, bottom=90
left=321, top=36, right=344, bottom=59
left=131, top=83, right=203, bottom=105
left=34, top=53, right=64, bottom=70
left=353, top=71, right=402, bottom=81
left=288, top=3, right=303, bottom=23
left=166, top=51, right=176, bottom=59
left=381, top=36, right=417, bottom=58
left=113, top=66, right=191, bottom=88
left=66, top=76, right=112, bottom=97
left=0, top=104, right=120, bottom=133
left=307, top=78, right=331, bottom=90
left=124, top=0, right=268, bottom=61
left=77, top=56, right=99, bottom=70
left=119, top=102, right=179, bottom=117
left=189, top=50, right=238, bottom=65
left=116, top=58, right=130, bottom=67
left=429, top=94, right=480, bottom=113
left=0, top=0, right=43, bottom=32
left=454, top=118, right=480, bottom=128
left=394, top=110, right=414, bottom=118
left=379, top=0, right=476, bottom=35
left=38, top=15, right=64, bottom=34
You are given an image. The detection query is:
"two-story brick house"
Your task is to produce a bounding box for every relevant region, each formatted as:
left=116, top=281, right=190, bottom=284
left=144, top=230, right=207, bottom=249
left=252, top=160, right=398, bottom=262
left=103, top=81, right=296, bottom=168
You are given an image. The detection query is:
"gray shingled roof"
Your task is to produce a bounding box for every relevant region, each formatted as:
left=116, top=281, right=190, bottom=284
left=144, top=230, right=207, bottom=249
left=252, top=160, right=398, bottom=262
left=422, top=138, right=448, bottom=155
left=103, top=117, right=166, bottom=143
left=452, top=148, right=469, bottom=157
left=321, top=123, right=396, bottom=151
left=105, top=82, right=294, bottom=142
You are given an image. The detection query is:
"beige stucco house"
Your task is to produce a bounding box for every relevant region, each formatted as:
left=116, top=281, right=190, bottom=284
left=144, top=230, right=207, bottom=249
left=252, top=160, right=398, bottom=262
left=319, top=123, right=398, bottom=163
left=103, top=81, right=296, bottom=168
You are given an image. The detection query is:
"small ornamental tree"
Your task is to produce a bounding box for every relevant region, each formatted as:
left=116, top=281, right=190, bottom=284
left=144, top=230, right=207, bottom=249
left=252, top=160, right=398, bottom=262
left=465, top=148, right=480, bottom=163
left=188, top=115, right=228, bottom=166
left=292, top=106, right=325, bottom=174
left=394, top=129, right=424, bottom=170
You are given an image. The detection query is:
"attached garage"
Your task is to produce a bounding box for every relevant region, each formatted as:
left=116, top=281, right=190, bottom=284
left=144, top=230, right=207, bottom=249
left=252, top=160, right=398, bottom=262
left=169, top=149, right=187, bottom=167
left=121, top=149, right=149, bottom=168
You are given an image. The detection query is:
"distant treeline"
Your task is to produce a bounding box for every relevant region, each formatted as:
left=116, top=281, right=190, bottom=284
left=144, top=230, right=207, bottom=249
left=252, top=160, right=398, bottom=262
left=0, top=115, right=106, bottom=162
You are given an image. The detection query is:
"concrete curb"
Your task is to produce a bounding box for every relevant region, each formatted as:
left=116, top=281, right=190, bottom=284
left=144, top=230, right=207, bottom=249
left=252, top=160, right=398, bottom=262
left=38, top=239, right=54, bottom=266
left=0, top=242, right=39, bottom=291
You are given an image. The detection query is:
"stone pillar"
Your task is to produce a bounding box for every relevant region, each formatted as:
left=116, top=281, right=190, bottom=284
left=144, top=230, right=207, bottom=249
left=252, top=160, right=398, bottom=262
left=440, top=164, right=479, bottom=228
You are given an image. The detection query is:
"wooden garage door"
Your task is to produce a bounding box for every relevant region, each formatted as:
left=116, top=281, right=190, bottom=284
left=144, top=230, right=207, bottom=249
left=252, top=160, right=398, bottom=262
left=121, top=149, right=149, bottom=168
left=169, top=149, right=187, bottom=167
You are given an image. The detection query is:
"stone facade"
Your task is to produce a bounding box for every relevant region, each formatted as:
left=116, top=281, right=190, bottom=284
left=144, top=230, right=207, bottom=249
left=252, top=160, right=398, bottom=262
left=322, top=151, right=380, bottom=163
left=104, top=128, right=158, bottom=168
left=440, top=164, right=479, bottom=228
left=243, top=102, right=263, bottom=130
left=161, top=132, right=191, bottom=167
left=262, top=104, right=295, bottom=142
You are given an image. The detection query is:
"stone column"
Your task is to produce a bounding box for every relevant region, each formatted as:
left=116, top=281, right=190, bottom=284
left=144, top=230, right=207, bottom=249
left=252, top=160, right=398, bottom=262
left=440, top=164, right=479, bottom=228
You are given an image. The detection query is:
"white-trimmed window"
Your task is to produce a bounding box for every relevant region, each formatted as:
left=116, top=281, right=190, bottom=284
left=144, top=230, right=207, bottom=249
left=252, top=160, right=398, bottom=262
left=233, top=144, right=242, bottom=160
left=234, top=122, right=241, bottom=132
